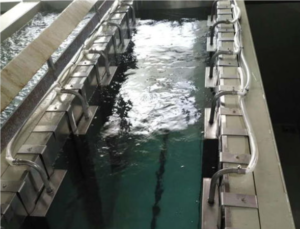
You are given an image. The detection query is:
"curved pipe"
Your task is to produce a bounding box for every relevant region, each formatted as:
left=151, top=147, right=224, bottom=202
left=60, top=89, right=90, bottom=120
left=209, top=50, right=233, bottom=78
left=13, top=159, right=53, bottom=193
left=103, top=20, right=125, bottom=47
left=89, top=49, right=111, bottom=77
left=120, top=2, right=136, bottom=25
left=210, top=20, right=230, bottom=45
left=210, top=0, right=219, bottom=22
left=209, top=90, right=238, bottom=124
left=208, top=166, right=246, bottom=204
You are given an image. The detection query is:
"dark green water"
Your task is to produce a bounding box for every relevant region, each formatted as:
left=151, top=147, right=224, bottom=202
left=49, top=17, right=208, bottom=229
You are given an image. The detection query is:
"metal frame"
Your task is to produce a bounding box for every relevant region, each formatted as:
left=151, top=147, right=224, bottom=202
left=1, top=0, right=115, bottom=150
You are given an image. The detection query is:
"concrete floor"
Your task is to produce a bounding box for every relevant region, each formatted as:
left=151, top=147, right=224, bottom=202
left=246, top=2, right=300, bottom=228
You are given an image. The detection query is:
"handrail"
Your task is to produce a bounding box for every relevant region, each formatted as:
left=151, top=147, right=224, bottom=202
left=207, top=0, right=259, bottom=204
left=120, top=2, right=136, bottom=25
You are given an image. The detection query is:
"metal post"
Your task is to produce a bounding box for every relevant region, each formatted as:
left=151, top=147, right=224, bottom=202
left=103, top=20, right=125, bottom=46
left=208, top=166, right=245, bottom=204
left=209, top=50, right=233, bottom=78
left=210, top=20, right=230, bottom=45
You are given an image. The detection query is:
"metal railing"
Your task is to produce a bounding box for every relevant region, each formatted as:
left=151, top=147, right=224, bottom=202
left=4, top=0, right=135, bottom=195
left=207, top=0, right=259, bottom=205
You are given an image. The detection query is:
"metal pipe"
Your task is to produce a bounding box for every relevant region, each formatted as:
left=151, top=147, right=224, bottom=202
left=210, top=20, right=230, bottom=45
left=89, top=49, right=111, bottom=77
left=209, top=50, right=233, bottom=78
left=103, top=20, right=125, bottom=47
left=209, top=90, right=238, bottom=124
left=13, top=159, right=53, bottom=193
left=208, top=166, right=245, bottom=204
left=120, top=2, right=136, bottom=25
left=60, top=89, right=90, bottom=120
left=210, top=0, right=219, bottom=22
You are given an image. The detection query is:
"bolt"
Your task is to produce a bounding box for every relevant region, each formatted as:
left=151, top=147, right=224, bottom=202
left=2, top=184, right=7, bottom=189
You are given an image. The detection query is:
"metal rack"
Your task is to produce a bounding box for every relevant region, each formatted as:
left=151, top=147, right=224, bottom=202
left=202, top=0, right=259, bottom=228
left=1, top=1, right=137, bottom=228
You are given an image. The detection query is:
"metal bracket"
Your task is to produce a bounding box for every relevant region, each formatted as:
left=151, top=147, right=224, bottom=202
left=220, top=107, right=242, bottom=116
left=0, top=180, right=24, bottom=193
left=205, top=67, right=218, bottom=88
left=204, top=108, right=218, bottom=139
left=217, top=8, right=233, bottom=15
left=47, top=104, right=78, bottom=133
left=75, top=106, right=98, bottom=135
left=207, top=37, right=216, bottom=52
left=217, top=85, right=241, bottom=92
left=64, top=83, right=84, bottom=91
left=220, top=152, right=251, bottom=164
left=217, top=59, right=239, bottom=67
left=221, top=192, right=258, bottom=208
left=221, top=128, right=248, bottom=136
left=33, top=125, right=57, bottom=133
left=18, top=145, right=47, bottom=155
left=201, top=178, right=220, bottom=229
left=100, top=66, right=118, bottom=86
left=217, top=1, right=231, bottom=9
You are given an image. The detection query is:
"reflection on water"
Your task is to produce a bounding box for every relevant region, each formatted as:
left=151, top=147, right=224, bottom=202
left=103, top=20, right=206, bottom=137
left=53, top=18, right=208, bottom=229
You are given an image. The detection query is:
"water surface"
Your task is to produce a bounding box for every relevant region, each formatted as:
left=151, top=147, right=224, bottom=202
left=52, top=18, right=208, bottom=229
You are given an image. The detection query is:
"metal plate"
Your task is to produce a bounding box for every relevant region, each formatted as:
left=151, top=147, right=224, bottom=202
left=204, top=108, right=218, bottom=139
left=207, top=16, right=215, bottom=27
left=220, top=108, right=242, bottom=116
left=75, top=106, right=98, bottom=135
left=217, top=15, right=233, bottom=21
left=206, top=37, right=216, bottom=52
left=0, top=181, right=24, bottom=193
left=217, top=1, right=231, bottom=9
left=116, top=39, right=130, bottom=54
left=217, top=59, right=239, bottom=67
left=205, top=67, right=218, bottom=88
left=221, top=128, right=248, bottom=136
left=33, top=125, right=57, bottom=133
left=30, top=170, right=67, bottom=217
left=221, top=192, right=258, bottom=208
left=217, top=8, right=232, bottom=15
left=220, top=152, right=251, bottom=164
left=201, top=178, right=220, bottom=229
left=217, top=41, right=234, bottom=52
left=100, top=66, right=118, bottom=86
left=217, top=85, right=240, bottom=92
